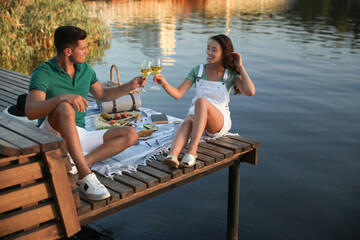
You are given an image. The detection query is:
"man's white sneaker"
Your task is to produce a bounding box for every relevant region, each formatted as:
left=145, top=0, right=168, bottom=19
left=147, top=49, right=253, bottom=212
left=79, top=173, right=110, bottom=201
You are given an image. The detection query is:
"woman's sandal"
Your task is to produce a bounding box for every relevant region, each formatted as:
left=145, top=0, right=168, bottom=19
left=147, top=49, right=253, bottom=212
left=162, top=154, right=179, bottom=168
left=181, top=153, right=197, bottom=168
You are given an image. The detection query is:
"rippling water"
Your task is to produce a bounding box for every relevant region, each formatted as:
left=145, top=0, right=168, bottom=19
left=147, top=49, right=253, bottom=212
left=73, top=0, right=360, bottom=239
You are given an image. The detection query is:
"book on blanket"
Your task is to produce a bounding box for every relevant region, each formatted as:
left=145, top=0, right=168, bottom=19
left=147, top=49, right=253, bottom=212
left=151, top=113, right=168, bottom=124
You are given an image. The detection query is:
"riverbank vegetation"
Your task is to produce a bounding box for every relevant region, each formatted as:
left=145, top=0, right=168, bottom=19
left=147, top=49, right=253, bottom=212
left=0, top=0, right=111, bottom=74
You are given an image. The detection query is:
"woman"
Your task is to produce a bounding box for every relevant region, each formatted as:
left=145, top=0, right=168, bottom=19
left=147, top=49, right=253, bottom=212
left=154, top=34, right=255, bottom=168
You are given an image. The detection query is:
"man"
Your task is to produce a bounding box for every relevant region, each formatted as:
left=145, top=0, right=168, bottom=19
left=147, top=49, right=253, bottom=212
left=26, top=26, right=146, bottom=201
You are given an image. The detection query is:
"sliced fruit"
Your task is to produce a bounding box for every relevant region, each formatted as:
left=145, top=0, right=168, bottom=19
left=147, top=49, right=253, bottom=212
left=143, top=123, right=158, bottom=131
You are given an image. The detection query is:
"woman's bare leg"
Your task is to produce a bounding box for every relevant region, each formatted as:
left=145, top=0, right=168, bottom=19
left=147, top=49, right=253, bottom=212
left=168, top=115, right=194, bottom=158
left=187, top=98, right=224, bottom=156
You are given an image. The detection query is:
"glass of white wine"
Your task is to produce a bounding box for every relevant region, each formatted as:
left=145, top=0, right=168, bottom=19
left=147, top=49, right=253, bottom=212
left=150, top=57, right=162, bottom=90
left=140, top=59, right=152, bottom=92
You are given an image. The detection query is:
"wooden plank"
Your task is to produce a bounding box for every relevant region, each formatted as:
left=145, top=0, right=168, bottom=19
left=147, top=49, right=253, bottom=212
left=113, top=174, right=147, bottom=193
left=0, top=67, right=31, bottom=79
left=43, top=149, right=81, bottom=237
left=196, top=152, right=215, bottom=166
left=0, top=161, right=44, bottom=189
left=106, top=188, right=121, bottom=205
left=7, top=222, right=63, bottom=240
left=0, top=76, right=29, bottom=93
left=78, top=191, right=107, bottom=210
left=0, top=99, right=14, bottom=112
left=228, top=135, right=260, bottom=148
left=0, top=113, right=63, bottom=152
left=95, top=174, right=133, bottom=199
left=79, top=152, right=246, bottom=226
left=77, top=200, right=92, bottom=216
left=241, top=148, right=258, bottom=166
left=147, top=157, right=182, bottom=179
left=123, top=170, right=159, bottom=188
left=0, top=202, right=58, bottom=238
left=72, top=190, right=81, bottom=209
left=191, top=145, right=224, bottom=162
left=0, top=152, right=38, bottom=165
left=0, top=126, right=40, bottom=155
left=0, top=89, right=18, bottom=102
left=194, top=160, right=205, bottom=169
left=63, top=155, right=72, bottom=172
left=216, top=137, right=252, bottom=151
left=205, top=138, right=242, bottom=154
left=0, top=139, right=21, bottom=156
left=198, top=142, right=233, bottom=159
left=0, top=74, right=30, bottom=91
left=0, top=182, right=52, bottom=214
left=137, top=165, right=172, bottom=183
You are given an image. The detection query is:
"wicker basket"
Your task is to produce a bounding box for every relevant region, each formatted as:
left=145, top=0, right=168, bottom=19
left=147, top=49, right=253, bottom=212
left=96, top=65, right=141, bottom=109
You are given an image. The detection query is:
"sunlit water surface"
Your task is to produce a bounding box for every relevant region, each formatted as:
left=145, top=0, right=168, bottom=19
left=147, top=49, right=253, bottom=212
left=72, top=0, right=360, bottom=239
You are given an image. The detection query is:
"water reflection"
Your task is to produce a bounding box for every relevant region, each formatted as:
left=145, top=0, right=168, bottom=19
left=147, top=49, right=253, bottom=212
left=86, top=0, right=359, bottom=68
left=86, top=0, right=294, bottom=66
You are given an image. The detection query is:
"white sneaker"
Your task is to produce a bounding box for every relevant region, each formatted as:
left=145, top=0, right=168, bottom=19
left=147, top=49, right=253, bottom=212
left=79, top=173, right=110, bottom=201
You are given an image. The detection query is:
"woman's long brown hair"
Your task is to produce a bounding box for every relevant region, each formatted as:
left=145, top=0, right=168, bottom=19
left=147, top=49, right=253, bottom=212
left=209, top=34, right=238, bottom=74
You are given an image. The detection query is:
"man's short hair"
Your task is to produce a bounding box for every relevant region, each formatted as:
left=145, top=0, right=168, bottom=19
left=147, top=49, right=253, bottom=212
left=54, top=26, right=87, bottom=53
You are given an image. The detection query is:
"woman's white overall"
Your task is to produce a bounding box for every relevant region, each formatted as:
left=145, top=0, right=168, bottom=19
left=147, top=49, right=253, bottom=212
left=187, top=64, right=232, bottom=138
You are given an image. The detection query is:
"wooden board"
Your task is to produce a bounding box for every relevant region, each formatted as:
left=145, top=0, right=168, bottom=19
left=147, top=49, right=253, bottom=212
left=0, top=113, right=63, bottom=153
left=43, top=149, right=81, bottom=237
left=137, top=165, right=171, bottom=183
left=0, top=181, right=52, bottom=214
left=0, top=126, right=40, bottom=155
left=0, top=161, right=44, bottom=189
left=123, top=170, right=159, bottom=188
left=7, top=222, right=63, bottom=240
left=113, top=174, right=147, bottom=193
left=0, top=202, right=58, bottom=238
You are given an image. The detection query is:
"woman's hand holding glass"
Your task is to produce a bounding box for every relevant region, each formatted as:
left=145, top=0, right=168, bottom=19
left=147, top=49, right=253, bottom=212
left=150, top=57, right=162, bottom=90
left=153, top=74, right=166, bottom=86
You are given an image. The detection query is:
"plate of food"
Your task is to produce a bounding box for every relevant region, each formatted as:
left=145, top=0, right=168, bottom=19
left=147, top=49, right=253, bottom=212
left=95, top=111, right=142, bottom=130
left=137, top=129, right=156, bottom=140
left=137, top=124, right=158, bottom=140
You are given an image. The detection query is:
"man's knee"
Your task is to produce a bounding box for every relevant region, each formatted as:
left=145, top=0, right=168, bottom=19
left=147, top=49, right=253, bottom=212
left=53, top=101, right=75, bottom=118
left=126, top=127, right=138, bottom=145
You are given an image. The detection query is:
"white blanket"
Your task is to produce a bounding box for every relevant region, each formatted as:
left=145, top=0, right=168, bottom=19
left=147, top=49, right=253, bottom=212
left=85, top=103, right=182, bottom=178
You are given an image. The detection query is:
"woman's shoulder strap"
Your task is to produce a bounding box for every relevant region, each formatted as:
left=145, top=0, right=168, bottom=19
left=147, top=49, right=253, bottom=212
left=196, top=64, right=204, bottom=81
left=222, top=69, right=229, bottom=82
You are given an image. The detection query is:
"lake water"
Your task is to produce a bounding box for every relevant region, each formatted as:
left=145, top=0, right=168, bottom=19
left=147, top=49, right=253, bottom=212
left=73, top=0, right=360, bottom=239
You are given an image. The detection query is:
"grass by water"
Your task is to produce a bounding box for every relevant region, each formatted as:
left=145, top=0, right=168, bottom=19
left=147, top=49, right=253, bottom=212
left=0, top=0, right=111, bottom=74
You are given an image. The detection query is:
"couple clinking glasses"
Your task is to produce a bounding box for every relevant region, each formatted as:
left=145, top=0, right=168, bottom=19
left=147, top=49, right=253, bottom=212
left=26, top=26, right=255, bottom=201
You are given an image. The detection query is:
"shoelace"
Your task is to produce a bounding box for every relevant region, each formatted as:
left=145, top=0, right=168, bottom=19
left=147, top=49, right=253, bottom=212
left=87, top=175, right=103, bottom=190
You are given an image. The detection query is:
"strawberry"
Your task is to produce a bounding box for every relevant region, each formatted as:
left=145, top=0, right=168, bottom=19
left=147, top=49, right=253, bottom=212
left=114, top=113, right=121, bottom=119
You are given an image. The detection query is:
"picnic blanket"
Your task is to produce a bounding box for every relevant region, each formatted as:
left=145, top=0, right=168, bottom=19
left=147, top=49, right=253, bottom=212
left=85, top=102, right=182, bottom=177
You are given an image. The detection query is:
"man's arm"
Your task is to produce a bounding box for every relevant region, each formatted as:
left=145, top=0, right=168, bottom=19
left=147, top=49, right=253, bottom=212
left=90, top=76, right=146, bottom=102
left=25, top=90, right=89, bottom=120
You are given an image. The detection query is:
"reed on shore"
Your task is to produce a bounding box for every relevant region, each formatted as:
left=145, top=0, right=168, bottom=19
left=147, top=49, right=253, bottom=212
left=0, top=0, right=111, bottom=75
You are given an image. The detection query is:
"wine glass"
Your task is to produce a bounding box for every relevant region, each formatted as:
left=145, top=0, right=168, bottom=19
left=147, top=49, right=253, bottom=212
left=150, top=57, right=162, bottom=90
left=140, top=59, right=152, bottom=92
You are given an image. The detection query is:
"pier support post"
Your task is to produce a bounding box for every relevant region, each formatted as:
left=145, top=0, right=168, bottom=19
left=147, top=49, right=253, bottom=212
left=227, top=159, right=240, bottom=240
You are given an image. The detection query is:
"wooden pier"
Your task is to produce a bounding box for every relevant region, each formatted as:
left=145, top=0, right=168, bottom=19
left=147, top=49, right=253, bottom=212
left=0, top=67, right=259, bottom=239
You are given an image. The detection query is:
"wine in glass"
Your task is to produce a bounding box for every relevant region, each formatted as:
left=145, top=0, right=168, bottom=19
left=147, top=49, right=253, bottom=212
left=140, top=59, right=152, bottom=77
left=140, top=59, right=151, bottom=92
left=151, top=57, right=162, bottom=90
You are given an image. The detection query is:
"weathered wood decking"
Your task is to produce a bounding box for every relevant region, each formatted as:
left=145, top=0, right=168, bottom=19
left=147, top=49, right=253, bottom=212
left=0, top=67, right=259, bottom=239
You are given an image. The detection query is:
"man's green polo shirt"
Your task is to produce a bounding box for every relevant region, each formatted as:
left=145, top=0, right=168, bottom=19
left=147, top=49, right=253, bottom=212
left=29, top=57, right=98, bottom=128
